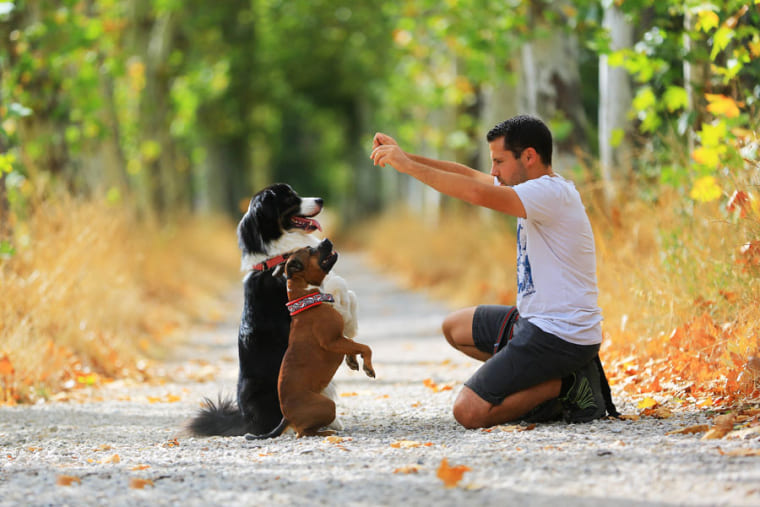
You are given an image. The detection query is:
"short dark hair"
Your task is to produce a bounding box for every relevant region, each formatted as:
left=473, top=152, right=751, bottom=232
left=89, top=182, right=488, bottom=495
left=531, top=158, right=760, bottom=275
left=486, top=115, right=553, bottom=166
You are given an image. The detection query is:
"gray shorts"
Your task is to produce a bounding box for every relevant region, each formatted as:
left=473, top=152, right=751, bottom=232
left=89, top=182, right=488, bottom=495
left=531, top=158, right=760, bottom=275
left=464, top=305, right=600, bottom=406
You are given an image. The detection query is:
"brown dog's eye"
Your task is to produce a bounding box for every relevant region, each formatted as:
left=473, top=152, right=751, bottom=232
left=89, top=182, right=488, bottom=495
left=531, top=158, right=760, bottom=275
left=285, top=259, right=304, bottom=278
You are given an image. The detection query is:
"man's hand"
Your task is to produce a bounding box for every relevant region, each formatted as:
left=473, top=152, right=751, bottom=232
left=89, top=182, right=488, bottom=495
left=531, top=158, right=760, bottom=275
left=372, top=132, right=398, bottom=150
left=370, top=142, right=411, bottom=172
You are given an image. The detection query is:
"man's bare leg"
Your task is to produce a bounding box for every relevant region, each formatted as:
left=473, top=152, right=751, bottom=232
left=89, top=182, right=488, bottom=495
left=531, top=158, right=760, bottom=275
left=452, top=380, right=561, bottom=429
left=442, top=307, right=491, bottom=362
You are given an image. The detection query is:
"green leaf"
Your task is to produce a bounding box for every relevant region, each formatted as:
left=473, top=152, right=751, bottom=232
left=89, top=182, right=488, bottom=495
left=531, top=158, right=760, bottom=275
left=0, top=240, right=15, bottom=258
left=710, top=26, right=733, bottom=60
left=632, top=87, right=656, bottom=112
left=663, top=86, right=688, bottom=112
left=610, top=128, right=625, bottom=148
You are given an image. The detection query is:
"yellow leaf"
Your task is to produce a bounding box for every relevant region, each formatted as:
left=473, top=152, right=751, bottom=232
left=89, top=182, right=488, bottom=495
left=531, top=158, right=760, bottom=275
left=696, top=9, right=720, bottom=32
left=103, top=454, right=120, bottom=464
left=637, top=397, right=658, bottom=409
left=691, top=147, right=720, bottom=167
left=339, top=392, right=358, bottom=397
left=690, top=176, right=722, bottom=202
left=436, top=458, right=471, bottom=488
left=131, top=465, right=150, bottom=471
left=705, top=94, right=741, bottom=118
left=697, top=397, right=714, bottom=407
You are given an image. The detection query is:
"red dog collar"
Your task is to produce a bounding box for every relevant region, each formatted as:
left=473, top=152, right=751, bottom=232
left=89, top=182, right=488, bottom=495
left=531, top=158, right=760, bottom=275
left=251, top=254, right=290, bottom=272
left=286, top=291, right=335, bottom=316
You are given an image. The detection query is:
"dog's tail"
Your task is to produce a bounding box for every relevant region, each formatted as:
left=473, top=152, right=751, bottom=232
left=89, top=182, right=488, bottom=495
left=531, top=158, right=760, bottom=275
left=187, top=397, right=252, bottom=437
left=244, top=418, right=290, bottom=440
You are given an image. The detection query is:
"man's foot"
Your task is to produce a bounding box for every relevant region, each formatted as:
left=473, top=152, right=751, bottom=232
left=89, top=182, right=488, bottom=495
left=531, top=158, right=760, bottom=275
left=559, top=361, right=605, bottom=423
left=521, top=398, right=563, bottom=423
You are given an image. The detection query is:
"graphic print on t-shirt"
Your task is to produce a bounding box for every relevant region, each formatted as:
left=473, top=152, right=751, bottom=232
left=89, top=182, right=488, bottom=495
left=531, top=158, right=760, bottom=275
left=516, top=220, right=535, bottom=298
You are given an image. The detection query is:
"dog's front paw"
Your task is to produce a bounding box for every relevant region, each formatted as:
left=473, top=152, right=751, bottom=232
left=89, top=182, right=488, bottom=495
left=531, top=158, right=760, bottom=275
left=363, top=364, right=376, bottom=378
left=345, top=354, right=359, bottom=371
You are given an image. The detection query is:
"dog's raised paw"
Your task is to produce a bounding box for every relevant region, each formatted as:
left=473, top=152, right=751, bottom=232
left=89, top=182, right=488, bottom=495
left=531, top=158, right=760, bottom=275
left=345, top=354, right=359, bottom=371
left=363, top=365, right=376, bottom=378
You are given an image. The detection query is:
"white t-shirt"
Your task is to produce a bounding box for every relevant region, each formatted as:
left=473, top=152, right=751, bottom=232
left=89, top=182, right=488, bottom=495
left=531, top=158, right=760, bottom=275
left=512, top=175, right=603, bottom=345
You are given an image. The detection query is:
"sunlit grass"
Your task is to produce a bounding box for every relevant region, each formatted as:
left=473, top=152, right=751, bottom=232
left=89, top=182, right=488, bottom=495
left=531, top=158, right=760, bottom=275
left=358, top=188, right=760, bottom=409
left=0, top=195, right=239, bottom=404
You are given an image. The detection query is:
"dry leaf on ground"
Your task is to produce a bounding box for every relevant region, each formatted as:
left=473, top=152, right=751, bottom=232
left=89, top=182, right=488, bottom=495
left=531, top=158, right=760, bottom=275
left=437, top=458, right=471, bottom=488
left=393, top=465, right=423, bottom=474
left=56, top=475, right=81, bottom=486
left=130, top=478, right=154, bottom=489
left=666, top=424, right=710, bottom=436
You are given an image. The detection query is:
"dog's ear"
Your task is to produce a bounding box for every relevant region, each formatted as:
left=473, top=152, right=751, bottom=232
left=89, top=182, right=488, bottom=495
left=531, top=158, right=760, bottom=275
left=285, top=258, right=304, bottom=279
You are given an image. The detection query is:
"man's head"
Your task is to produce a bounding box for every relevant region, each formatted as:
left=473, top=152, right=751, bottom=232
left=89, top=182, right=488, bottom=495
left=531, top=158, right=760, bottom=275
left=487, top=115, right=553, bottom=166
left=487, top=115, right=553, bottom=186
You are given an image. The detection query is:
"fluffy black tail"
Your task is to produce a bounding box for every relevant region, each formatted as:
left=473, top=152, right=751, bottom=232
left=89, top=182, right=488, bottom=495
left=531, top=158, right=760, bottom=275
left=244, top=418, right=290, bottom=440
left=187, top=397, right=252, bottom=437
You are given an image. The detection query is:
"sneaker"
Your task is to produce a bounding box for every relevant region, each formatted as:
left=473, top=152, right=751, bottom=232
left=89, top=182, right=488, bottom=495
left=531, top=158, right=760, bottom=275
left=521, top=398, right=563, bottom=423
left=560, top=361, right=606, bottom=423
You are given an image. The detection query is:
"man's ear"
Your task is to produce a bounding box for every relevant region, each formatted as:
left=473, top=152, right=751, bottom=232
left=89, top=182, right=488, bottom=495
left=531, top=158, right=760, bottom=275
left=285, top=258, right=304, bottom=279
left=522, top=147, right=536, bottom=165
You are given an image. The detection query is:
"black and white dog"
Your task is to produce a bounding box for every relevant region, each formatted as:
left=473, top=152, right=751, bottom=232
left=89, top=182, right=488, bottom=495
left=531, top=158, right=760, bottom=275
left=188, top=183, right=357, bottom=436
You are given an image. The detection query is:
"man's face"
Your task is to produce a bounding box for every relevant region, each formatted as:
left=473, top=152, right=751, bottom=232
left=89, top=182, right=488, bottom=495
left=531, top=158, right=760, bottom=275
left=489, top=138, right=527, bottom=187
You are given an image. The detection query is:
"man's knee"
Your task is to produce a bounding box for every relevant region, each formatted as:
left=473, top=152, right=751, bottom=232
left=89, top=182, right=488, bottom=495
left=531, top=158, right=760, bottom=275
left=442, top=307, right=475, bottom=348
left=452, top=387, right=490, bottom=429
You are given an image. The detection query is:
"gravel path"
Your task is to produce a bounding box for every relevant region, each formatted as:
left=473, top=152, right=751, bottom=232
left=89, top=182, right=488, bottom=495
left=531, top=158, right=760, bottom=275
left=1, top=252, right=759, bottom=506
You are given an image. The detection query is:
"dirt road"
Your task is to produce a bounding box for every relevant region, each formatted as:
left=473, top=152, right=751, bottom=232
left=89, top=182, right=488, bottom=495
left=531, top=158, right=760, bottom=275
left=1, top=252, right=759, bottom=506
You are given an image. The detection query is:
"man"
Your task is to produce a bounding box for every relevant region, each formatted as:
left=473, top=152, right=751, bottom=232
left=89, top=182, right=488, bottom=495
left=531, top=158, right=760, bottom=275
left=370, top=115, right=616, bottom=429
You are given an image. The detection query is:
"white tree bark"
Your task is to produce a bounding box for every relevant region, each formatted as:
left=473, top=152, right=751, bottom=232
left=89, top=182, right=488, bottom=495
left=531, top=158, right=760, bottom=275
left=517, top=32, right=590, bottom=175
left=599, top=3, right=634, bottom=206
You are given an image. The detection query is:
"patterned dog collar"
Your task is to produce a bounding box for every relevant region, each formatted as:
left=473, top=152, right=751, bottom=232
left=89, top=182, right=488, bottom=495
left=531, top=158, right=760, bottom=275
left=286, top=291, right=335, bottom=316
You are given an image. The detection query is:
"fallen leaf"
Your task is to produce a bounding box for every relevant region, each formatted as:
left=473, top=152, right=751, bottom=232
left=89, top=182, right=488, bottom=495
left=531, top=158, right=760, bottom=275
left=717, top=447, right=760, bottom=457
left=339, top=392, right=358, bottom=397
left=162, top=438, right=180, bottom=448
left=637, top=397, right=658, bottom=409
left=130, top=465, right=150, bottom=471
left=390, top=440, right=422, bottom=449
left=702, top=414, right=738, bottom=440
left=666, top=424, right=710, bottom=436
left=129, top=478, right=154, bottom=489
left=437, top=458, right=471, bottom=488
left=56, top=475, right=81, bottom=486
left=324, top=436, right=351, bottom=444
left=103, top=454, right=120, bottom=464
left=393, top=465, right=422, bottom=474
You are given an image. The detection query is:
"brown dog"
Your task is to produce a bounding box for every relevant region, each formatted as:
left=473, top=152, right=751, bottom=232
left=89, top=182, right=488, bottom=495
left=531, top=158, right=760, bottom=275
left=245, top=239, right=375, bottom=439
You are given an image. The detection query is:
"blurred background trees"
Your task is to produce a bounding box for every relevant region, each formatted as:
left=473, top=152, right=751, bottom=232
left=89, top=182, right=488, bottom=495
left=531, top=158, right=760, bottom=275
left=1, top=0, right=758, bottom=229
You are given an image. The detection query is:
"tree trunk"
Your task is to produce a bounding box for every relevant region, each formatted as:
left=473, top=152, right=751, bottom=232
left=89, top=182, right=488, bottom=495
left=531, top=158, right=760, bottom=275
left=598, top=4, right=634, bottom=207
left=517, top=30, right=590, bottom=173
left=683, top=10, right=709, bottom=153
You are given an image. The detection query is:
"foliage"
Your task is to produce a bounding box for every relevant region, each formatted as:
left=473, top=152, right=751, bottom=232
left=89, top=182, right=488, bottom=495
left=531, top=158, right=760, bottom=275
left=0, top=196, right=238, bottom=405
